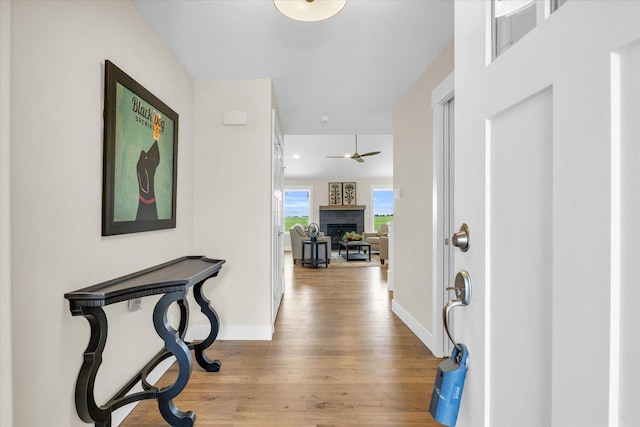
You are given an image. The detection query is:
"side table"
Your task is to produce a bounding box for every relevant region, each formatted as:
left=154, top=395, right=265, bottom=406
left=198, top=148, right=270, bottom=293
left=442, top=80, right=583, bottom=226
left=301, top=240, right=328, bottom=268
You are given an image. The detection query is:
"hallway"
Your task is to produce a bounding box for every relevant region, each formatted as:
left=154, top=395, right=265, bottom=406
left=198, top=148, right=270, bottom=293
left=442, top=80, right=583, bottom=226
left=122, top=256, right=441, bottom=426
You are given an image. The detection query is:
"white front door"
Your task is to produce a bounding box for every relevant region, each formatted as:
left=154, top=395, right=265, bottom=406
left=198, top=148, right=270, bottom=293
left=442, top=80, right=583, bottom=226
left=455, top=2, right=640, bottom=426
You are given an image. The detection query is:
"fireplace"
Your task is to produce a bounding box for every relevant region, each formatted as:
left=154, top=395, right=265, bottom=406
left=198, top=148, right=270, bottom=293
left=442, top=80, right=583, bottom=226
left=319, top=206, right=365, bottom=249
left=326, top=224, right=357, bottom=250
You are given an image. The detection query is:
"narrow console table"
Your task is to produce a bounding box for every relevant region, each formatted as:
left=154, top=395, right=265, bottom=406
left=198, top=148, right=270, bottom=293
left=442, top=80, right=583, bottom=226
left=64, top=256, right=225, bottom=427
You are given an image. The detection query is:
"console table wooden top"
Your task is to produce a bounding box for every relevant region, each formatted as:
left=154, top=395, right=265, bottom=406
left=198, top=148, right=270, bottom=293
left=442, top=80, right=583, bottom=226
left=65, top=256, right=225, bottom=312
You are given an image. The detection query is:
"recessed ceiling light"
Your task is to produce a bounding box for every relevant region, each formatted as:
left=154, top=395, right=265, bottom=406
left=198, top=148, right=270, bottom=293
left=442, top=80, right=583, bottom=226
left=293, top=154, right=300, bottom=159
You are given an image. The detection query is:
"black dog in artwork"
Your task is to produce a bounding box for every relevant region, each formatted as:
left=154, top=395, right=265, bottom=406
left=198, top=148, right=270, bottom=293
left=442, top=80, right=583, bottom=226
left=136, top=141, right=160, bottom=221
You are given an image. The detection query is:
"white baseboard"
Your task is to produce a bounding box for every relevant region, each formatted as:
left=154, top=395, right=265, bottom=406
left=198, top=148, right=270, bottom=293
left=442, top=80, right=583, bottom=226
left=392, top=299, right=442, bottom=357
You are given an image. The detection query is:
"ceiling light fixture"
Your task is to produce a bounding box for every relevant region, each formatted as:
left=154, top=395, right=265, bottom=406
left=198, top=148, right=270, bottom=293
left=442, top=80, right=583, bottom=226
left=274, top=0, right=347, bottom=22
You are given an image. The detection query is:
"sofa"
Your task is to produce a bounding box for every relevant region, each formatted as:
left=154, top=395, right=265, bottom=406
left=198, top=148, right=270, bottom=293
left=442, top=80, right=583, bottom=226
left=289, top=224, right=332, bottom=265
left=364, top=223, right=389, bottom=265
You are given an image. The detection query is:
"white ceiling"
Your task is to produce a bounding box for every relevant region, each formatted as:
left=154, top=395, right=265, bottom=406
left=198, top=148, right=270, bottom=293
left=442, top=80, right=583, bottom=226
left=132, top=0, right=454, bottom=178
left=284, top=134, right=393, bottom=179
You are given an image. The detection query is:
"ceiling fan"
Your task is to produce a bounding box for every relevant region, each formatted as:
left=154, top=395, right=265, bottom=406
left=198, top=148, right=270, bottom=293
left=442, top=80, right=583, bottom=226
left=326, top=135, right=381, bottom=163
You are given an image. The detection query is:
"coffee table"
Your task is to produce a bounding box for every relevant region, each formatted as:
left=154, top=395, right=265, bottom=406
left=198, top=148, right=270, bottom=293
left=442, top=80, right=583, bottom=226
left=339, top=240, right=372, bottom=261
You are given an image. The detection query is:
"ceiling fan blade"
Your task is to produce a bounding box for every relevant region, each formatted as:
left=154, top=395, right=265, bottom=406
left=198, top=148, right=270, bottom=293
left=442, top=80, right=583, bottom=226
left=326, top=135, right=377, bottom=161
left=359, top=151, right=381, bottom=157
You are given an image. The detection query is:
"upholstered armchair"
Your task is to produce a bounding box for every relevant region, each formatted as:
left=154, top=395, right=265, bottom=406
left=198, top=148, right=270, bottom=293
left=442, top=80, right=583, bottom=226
left=289, top=224, right=331, bottom=265
left=378, top=235, right=388, bottom=265
left=363, top=223, right=389, bottom=252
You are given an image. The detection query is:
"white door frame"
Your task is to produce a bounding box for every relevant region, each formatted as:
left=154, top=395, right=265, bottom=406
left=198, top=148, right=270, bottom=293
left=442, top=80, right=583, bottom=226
left=431, top=71, right=454, bottom=358
left=271, top=109, right=285, bottom=331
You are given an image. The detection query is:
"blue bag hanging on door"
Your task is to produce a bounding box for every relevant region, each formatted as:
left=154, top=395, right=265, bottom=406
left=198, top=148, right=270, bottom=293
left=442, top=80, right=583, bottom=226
left=429, top=343, right=468, bottom=426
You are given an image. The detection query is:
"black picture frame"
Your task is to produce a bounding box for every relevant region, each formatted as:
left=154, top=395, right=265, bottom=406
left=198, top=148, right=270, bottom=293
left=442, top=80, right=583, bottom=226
left=342, top=182, right=357, bottom=205
left=102, top=60, right=179, bottom=236
left=329, top=182, right=343, bottom=205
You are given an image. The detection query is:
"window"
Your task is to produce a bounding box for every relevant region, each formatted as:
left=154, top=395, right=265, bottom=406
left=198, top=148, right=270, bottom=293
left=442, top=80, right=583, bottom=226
left=371, top=188, right=393, bottom=232
left=492, top=0, right=567, bottom=59
left=551, top=0, right=568, bottom=13
left=284, top=188, right=311, bottom=231
left=493, top=0, right=538, bottom=58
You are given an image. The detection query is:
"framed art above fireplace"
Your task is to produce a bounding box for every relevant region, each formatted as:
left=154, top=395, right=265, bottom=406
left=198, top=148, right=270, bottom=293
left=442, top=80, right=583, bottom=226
left=342, top=182, right=356, bottom=205
left=328, top=181, right=357, bottom=206
left=329, top=182, right=342, bottom=205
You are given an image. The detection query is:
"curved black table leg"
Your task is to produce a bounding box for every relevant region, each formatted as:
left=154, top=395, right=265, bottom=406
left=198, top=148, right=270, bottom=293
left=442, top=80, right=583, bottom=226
left=177, top=297, right=189, bottom=341
left=192, top=279, right=222, bottom=372
left=153, top=290, right=195, bottom=426
left=75, top=306, right=112, bottom=425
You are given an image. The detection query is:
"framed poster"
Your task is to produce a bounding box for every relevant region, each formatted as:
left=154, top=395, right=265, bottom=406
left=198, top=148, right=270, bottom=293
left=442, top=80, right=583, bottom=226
left=329, top=182, right=343, bottom=205
left=102, top=60, right=179, bottom=236
left=342, top=182, right=357, bottom=205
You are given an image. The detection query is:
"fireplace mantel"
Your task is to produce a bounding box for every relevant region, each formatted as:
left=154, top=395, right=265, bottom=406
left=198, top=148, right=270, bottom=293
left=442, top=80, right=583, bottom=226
left=319, top=205, right=366, bottom=211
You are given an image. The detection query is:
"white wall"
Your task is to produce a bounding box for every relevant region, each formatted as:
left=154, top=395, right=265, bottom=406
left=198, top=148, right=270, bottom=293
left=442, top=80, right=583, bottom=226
left=10, top=1, right=195, bottom=425
left=391, top=40, right=454, bottom=345
left=0, top=1, right=13, bottom=425
left=192, top=79, right=274, bottom=340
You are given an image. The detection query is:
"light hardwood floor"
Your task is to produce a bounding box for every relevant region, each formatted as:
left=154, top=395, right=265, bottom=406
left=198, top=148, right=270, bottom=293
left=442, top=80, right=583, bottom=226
left=121, top=254, right=441, bottom=426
